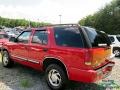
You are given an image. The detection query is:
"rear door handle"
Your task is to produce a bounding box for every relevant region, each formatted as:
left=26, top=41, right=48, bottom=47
left=43, top=48, right=48, bottom=52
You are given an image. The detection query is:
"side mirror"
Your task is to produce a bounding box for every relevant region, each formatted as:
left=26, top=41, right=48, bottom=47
left=9, top=37, right=17, bottom=42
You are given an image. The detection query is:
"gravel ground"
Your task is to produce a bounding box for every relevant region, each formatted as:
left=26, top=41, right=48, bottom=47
left=0, top=55, right=120, bottom=90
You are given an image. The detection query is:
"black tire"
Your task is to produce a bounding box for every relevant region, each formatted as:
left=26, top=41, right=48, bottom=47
left=113, top=48, right=120, bottom=57
left=2, top=50, right=14, bottom=68
left=45, top=64, right=67, bottom=90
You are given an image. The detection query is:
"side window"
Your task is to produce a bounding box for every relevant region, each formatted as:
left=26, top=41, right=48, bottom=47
left=4, top=34, right=9, bottom=38
left=32, top=30, right=48, bottom=45
left=17, top=31, right=31, bottom=43
left=109, top=36, right=115, bottom=42
left=54, top=27, right=83, bottom=48
left=116, top=36, right=120, bottom=42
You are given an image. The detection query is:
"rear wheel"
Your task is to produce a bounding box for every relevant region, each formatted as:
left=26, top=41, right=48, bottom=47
left=2, top=51, right=14, bottom=68
left=113, top=48, right=120, bottom=57
left=45, top=64, right=67, bottom=90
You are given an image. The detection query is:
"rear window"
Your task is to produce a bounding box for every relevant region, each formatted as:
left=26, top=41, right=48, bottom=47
left=109, top=36, right=115, bottom=42
left=54, top=26, right=83, bottom=48
left=84, top=27, right=111, bottom=47
left=116, top=36, right=120, bottom=42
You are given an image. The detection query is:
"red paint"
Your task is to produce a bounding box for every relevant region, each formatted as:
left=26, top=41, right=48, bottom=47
left=0, top=32, right=9, bottom=48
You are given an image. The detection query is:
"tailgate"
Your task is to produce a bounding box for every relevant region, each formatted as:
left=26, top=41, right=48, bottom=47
left=82, top=27, right=112, bottom=67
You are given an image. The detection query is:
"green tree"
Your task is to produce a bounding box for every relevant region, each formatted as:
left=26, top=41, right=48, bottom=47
left=0, top=17, right=50, bottom=28
left=79, top=0, right=120, bottom=34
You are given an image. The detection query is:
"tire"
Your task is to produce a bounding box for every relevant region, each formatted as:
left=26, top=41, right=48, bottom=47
left=113, top=48, right=120, bottom=57
left=2, top=50, right=14, bottom=68
left=45, top=64, right=67, bottom=90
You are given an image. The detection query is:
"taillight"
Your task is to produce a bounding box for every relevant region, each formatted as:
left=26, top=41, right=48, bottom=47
left=85, top=49, right=93, bottom=65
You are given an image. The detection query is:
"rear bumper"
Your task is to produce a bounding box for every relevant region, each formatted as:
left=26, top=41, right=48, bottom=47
left=68, top=61, right=115, bottom=83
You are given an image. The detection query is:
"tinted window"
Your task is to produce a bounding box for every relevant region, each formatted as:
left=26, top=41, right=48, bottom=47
left=4, top=34, right=8, bottom=38
left=32, top=30, right=48, bottom=45
left=0, top=34, right=8, bottom=39
left=116, top=36, right=120, bottom=42
left=54, top=27, right=83, bottom=48
left=84, top=27, right=111, bottom=47
left=109, top=36, right=115, bottom=42
left=17, top=31, right=31, bottom=43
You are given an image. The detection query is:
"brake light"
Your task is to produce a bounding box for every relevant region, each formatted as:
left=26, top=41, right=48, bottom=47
left=85, top=49, right=93, bottom=65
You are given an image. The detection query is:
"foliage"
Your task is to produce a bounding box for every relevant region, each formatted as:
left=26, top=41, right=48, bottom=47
left=20, top=79, right=31, bottom=88
left=0, top=16, right=50, bottom=28
left=79, top=0, right=120, bottom=34
left=98, top=80, right=120, bottom=90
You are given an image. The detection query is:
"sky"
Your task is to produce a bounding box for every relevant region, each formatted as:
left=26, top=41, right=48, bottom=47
left=0, top=0, right=113, bottom=24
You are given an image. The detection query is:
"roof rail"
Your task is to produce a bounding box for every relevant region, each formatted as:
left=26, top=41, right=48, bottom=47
left=25, top=24, right=80, bottom=29
left=42, top=24, right=80, bottom=27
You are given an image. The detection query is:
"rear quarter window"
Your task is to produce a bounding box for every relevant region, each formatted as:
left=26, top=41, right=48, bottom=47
left=54, top=27, right=83, bottom=48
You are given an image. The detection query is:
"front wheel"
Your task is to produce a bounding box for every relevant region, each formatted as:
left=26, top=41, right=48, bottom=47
left=45, top=64, right=67, bottom=90
left=2, top=51, right=14, bottom=68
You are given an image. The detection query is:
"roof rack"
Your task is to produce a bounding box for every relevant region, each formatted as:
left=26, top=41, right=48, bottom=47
left=26, top=24, right=80, bottom=30
left=47, top=24, right=80, bottom=27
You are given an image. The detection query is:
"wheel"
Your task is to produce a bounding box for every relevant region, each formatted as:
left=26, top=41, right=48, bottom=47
left=113, top=49, right=120, bottom=57
left=45, top=64, right=67, bottom=90
left=2, top=50, right=14, bottom=68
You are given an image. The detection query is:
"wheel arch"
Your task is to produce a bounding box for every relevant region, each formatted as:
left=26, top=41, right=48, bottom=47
left=1, top=48, right=9, bottom=54
left=43, top=57, right=69, bottom=79
left=113, top=47, right=120, bottom=52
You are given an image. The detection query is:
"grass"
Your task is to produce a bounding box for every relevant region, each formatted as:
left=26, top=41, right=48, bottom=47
left=20, top=79, right=31, bottom=88
left=98, top=80, right=120, bottom=90
left=66, top=80, right=120, bottom=90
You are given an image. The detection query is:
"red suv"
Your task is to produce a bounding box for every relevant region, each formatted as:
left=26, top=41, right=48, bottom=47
left=2, top=24, right=115, bottom=90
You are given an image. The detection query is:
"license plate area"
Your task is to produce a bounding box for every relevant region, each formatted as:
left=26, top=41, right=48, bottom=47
left=96, top=62, right=115, bottom=78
